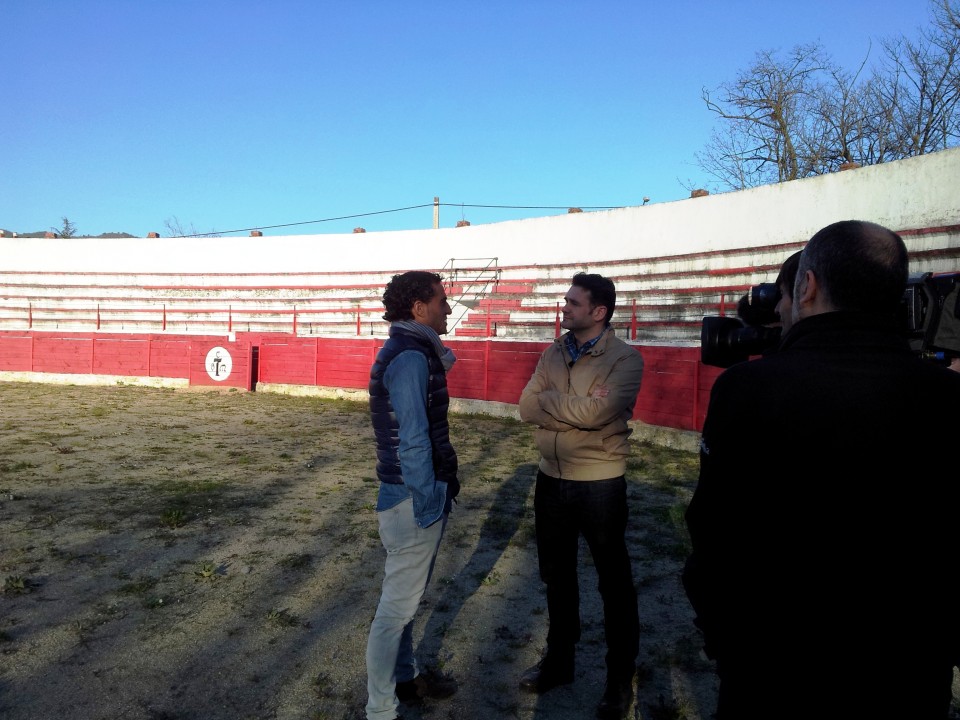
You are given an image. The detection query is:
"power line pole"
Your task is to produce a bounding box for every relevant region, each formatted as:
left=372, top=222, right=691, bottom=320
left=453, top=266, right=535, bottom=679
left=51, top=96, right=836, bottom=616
left=433, top=196, right=439, bottom=229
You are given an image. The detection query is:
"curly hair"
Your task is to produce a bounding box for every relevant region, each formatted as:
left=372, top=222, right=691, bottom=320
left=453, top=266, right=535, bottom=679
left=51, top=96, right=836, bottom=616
left=381, top=271, right=444, bottom=322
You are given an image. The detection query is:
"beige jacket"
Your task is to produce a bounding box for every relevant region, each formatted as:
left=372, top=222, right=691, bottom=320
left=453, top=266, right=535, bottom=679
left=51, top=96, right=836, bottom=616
left=519, top=329, right=644, bottom=480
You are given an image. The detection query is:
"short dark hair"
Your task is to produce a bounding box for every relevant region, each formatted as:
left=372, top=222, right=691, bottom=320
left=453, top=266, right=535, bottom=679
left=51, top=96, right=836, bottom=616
left=572, top=272, right=616, bottom=326
left=381, top=271, right=443, bottom=322
left=775, top=251, right=803, bottom=301
left=797, top=220, right=908, bottom=315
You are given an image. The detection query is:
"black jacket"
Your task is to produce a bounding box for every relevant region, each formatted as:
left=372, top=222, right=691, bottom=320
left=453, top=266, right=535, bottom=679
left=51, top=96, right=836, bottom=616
left=683, top=311, right=960, bottom=714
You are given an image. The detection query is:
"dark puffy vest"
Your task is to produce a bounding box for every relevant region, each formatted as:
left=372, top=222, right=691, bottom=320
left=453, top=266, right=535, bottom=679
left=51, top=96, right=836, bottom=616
left=368, top=328, right=459, bottom=498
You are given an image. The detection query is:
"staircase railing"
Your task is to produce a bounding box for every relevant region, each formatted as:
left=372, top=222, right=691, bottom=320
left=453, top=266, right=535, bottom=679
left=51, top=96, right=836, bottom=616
left=440, top=257, right=500, bottom=332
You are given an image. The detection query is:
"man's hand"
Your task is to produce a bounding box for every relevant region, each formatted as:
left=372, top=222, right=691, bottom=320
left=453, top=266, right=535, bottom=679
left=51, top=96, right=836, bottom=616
left=591, top=384, right=609, bottom=398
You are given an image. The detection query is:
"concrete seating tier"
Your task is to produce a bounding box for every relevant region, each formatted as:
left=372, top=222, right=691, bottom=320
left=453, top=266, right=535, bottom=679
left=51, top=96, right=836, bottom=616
left=2, top=235, right=956, bottom=342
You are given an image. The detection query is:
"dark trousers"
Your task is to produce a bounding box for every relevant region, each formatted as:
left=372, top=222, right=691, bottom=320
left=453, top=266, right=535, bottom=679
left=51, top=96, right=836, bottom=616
left=534, top=470, right=640, bottom=679
left=715, top=656, right=956, bottom=719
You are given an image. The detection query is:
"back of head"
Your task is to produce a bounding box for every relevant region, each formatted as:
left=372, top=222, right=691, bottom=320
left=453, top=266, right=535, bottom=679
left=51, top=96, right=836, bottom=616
left=572, top=272, right=616, bottom=326
left=776, top=251, right=803, bottom=300
left=382, top=270, right=443, bottom=321
left=796, top=220, right=908, bottom=315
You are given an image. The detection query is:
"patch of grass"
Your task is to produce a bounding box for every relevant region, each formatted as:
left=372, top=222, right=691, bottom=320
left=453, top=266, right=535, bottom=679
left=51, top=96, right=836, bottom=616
left=266, top=607, right=301, bottom=627
left=160, top=477, right=228, bottom=496
left=117, top=576, right=158, bottom=595
left=159, top=508, right=186, bottom=528
left=194, top=562, right=218, bottom=579
left=278, top=553, right=312, bottom=570
left=3, top=575, right=31, bottom=594
left=0, top=461, right=36, bottom=474
left=474, top=570, right=501, bottom=586
left=311, top=673, right=335, bottom=699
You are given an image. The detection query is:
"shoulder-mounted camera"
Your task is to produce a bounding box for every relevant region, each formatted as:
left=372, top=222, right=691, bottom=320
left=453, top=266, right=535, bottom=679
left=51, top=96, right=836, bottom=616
left=700, top=272, right=960, bottom=369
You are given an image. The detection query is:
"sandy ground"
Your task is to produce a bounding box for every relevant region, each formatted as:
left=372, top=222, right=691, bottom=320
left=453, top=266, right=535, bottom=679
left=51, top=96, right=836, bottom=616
left=0, top=380, right=956, bottom=720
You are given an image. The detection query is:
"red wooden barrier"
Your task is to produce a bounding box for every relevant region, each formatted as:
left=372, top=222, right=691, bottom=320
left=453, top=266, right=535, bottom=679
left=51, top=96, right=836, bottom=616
left=0, top=331, right=713, bottom=432
left=189, top=340, right=254, bottom=390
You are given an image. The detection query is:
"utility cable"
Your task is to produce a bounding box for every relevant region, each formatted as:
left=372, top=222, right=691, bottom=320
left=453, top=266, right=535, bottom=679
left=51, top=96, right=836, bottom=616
left=179, top=202, right=627, bottom=237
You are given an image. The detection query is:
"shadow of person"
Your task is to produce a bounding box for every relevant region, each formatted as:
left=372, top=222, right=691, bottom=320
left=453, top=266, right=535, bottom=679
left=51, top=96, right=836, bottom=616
left=415, top=463, right=537, bottom=666
left=413, top=461, right=627, bottom=719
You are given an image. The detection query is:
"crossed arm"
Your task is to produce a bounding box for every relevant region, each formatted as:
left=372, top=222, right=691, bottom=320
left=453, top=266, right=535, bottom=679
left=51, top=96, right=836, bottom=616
left=519, top=350, right=643, bottom=431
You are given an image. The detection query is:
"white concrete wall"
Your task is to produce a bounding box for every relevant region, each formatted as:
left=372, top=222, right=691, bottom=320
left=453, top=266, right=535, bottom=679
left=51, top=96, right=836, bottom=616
left=2, top=147, right=958, bottom=274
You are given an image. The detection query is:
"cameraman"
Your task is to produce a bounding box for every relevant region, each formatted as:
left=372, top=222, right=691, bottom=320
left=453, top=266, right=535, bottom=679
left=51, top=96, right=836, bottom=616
left=683, top=220, right=960, bottom=719
left=773, top=250, right=801, bottom=335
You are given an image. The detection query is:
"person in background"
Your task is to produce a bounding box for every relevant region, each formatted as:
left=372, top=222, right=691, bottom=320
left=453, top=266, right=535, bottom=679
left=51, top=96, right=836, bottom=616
left=773, top=250, right=802, bottom=335
left=683, top=220, right=960, bottom=719
left=518, top=272, right=644, bottom=720
left=365, top=271, right=459, bottom=720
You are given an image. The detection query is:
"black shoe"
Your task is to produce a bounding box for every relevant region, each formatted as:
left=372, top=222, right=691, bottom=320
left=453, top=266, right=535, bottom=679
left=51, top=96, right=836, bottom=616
left=595, top=674, right=635, bottom=719
left=396, top=668, right=458, bottom=704
left=518, top=655, right=575, bottom=694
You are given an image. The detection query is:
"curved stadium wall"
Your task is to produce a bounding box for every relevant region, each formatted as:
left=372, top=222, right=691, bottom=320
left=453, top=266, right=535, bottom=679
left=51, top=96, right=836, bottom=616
left=1, top=149, right=958, bottom=444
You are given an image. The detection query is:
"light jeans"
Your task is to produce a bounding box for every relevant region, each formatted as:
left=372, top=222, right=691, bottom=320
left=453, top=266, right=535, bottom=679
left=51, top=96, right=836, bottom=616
left=365, top=498, right=447, bottom=720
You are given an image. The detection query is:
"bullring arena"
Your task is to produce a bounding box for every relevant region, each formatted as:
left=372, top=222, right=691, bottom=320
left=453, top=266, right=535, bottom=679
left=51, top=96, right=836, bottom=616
left=1, top=149, right=958, bottom=720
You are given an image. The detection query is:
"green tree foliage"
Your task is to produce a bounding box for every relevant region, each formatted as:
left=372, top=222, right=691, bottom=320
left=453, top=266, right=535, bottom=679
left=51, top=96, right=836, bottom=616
left=53, top=217, right=78, bottom=238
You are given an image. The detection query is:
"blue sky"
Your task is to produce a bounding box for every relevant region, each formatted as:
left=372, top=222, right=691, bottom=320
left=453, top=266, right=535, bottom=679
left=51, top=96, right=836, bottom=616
left=0, top=1, right=939, bottom=238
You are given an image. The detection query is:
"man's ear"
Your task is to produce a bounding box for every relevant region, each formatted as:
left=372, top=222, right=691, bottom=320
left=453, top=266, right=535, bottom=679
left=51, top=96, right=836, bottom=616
left=796, top=269, right=818, bottom=308
left=410, top=299, right=426, bottom=322
left=797, top=270, right=817, bottom=304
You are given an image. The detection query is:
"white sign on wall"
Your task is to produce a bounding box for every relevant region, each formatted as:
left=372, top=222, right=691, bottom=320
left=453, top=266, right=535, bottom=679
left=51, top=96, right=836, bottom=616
left=205, top=346, right=233, bottom=381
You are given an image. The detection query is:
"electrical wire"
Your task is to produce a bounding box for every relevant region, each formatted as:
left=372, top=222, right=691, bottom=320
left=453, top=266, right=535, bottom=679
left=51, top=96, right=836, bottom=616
left=179, top=202, right=627, bottom=237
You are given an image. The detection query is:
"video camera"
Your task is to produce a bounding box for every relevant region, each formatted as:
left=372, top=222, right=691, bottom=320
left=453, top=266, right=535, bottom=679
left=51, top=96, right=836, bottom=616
left=701, top=271, right=960, bottom=369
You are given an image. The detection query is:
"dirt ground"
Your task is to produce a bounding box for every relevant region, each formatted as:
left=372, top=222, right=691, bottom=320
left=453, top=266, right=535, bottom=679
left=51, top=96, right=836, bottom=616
left=0, top=380, right=956, bottom=720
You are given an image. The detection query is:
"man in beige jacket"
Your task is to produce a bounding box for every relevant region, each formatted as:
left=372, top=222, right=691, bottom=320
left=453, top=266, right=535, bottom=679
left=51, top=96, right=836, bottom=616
left=518, top=272, right=644, bottom=720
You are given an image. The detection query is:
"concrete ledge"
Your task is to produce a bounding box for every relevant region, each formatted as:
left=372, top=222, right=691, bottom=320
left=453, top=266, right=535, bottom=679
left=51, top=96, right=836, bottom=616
left=630, top=421, right=701, bottom=453
left=0, top=371, right=188, bottom=389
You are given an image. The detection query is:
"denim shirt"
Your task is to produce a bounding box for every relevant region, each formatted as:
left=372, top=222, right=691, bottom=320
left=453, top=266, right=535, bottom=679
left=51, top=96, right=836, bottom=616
left=375, top=349, right=449, bottom=528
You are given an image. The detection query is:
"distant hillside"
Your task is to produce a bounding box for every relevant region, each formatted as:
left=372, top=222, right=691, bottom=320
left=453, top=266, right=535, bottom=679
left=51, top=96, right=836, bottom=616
left=0, top=230, right=139, bottom=239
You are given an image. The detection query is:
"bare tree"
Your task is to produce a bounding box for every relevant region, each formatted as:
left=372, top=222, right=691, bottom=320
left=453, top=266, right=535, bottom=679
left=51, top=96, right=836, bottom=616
left=163, top=216, right=223, bottom=238
left=696, top=43, right=837, bottom=190
left=869, top=6, right=960, bottom=158
left=696, top=0, right=960, bottom=191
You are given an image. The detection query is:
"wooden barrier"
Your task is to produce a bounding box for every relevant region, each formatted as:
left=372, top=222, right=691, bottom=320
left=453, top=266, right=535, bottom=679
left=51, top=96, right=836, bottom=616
left=0, top=331, right=713, bottom=432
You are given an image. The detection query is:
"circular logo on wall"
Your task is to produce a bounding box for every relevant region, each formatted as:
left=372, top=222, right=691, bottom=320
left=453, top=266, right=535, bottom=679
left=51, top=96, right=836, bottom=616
left=205, top=346, right=233, bottom=381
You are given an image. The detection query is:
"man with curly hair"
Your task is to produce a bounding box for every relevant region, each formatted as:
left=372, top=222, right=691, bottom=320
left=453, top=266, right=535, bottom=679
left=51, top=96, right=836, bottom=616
left=365, top=271, right=459, bottom=720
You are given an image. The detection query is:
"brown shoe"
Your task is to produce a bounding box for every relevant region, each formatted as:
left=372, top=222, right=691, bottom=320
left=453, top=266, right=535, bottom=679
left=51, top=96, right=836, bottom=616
left=518, top=655, right=575, bottom=694
left=396, top=668, right=458, bottom=704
